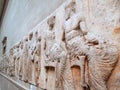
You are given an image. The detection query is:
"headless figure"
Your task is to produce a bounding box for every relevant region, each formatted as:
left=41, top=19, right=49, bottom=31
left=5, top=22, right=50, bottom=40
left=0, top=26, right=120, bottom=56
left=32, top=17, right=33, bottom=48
left=35, top=35, right=41, bottom=86
left=22, top=38, right=29, bottom=82
left=64, top=12, right=88, bottom=89
left=43, top=16, right=56, bottom=90
left=9, top=48, right=14, bottom=76
left=18, top=41, right=23, bottom=79
left=44, top=30, right=56, bottom=90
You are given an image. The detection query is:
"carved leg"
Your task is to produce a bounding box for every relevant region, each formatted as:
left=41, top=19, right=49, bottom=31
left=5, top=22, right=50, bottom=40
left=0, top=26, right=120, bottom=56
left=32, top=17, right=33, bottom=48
left=37, top=58, right=41, bottom=85
left=22, top=58, right=25, bottom=81
left=31, top=62, right=36, bottom=85
left=85, top=57, right=89, bottom=86
left=35, top=61, right=39, bottom=86
left=80, top=56, right=88, bottom=88
left=46, top=67, right=56, bottom=90
left=55, top=62, right=63, bottom=90
left=18, top=59, right=21, bottom=78
left=71, top=66, right=84, bottom=90
left=15, top=60, right=16, bottom=76
left=16, top=60, right=18, bottom=78
left=57, top=54, right=67, bottom=90
left=17, top=59, right=19, bottom=78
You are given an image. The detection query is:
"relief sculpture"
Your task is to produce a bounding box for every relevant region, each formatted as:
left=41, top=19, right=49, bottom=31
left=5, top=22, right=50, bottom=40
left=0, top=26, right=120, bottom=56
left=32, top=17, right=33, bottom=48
left=35, top=32, right=41, bottom=86
left=1, top=0, right=120, bottom=90
left=86, top=43, right=119, bottom=90
left=64, top=12, right=89, bottom=90
left=22, top=37, right=29, bottom=82
left=43, top=16, right=57, bottom=90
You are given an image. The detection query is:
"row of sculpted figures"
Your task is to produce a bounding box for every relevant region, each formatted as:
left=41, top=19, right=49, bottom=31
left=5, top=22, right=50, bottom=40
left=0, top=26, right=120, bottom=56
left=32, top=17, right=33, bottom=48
left=3, top=0, right=119, bottom=90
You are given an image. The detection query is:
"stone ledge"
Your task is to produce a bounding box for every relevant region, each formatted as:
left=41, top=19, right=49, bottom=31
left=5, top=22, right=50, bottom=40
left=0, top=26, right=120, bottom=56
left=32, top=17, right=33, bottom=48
left=0, top=72, right=29, bottom=90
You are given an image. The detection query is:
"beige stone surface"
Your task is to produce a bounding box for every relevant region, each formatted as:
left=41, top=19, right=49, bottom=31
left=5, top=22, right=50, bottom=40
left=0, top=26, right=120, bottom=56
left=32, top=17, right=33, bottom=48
left=0, top=0, right=120, bottom=90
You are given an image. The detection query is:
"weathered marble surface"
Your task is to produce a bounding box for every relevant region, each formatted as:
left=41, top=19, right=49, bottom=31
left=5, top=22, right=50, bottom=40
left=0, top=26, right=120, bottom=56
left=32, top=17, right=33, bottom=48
left=1, top=0, right=120, bottom=90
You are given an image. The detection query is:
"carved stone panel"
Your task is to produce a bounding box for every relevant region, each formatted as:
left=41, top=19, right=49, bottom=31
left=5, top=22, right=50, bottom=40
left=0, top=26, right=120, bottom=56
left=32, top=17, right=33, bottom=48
left=1, top=0, right=120, bottom=90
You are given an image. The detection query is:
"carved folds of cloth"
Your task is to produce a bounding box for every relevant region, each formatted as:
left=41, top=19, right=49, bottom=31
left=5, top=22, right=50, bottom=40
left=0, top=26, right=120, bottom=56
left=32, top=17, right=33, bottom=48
left=86, top=44, right=119, bottom=90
